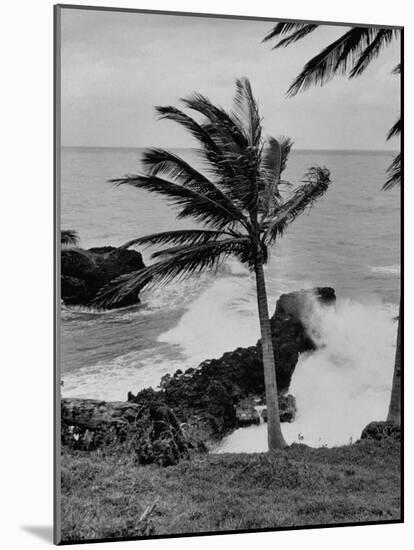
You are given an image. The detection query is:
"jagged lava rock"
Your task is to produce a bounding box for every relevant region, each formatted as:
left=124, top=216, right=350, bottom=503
left=61, top=287, right=337, bottom=459
left=61, top=246, right=145, bottom=308
left=128, top=287, right=336, bottom=440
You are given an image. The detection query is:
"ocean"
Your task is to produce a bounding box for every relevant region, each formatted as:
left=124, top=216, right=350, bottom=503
left=60, top=146, right=400, bottom=448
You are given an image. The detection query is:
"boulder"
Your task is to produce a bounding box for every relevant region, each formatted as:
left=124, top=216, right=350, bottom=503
left=61, top=246, right=146, bottom=308
left=360, top=421, right=401, bottom=442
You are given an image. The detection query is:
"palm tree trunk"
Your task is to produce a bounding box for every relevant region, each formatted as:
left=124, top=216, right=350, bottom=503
left=387, top=301, right=401, bottom=425
left=254, top=258, right=288, bottom=450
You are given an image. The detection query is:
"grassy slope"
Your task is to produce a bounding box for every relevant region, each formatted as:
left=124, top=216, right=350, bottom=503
left=61, top=439, right=401, bottom=542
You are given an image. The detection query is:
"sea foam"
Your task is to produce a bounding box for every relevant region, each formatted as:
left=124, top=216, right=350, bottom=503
left=216, top=297, right=397, bottom=451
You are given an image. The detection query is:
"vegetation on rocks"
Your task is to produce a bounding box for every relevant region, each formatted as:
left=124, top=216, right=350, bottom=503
left=61, top=396, right=191, bottom=466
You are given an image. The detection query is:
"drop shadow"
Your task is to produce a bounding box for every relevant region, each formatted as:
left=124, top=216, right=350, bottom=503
left=21, top=525, right=54, bottom=543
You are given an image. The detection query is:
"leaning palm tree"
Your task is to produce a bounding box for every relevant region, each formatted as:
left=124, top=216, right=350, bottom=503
left=92, top=77, right=331, bottom=450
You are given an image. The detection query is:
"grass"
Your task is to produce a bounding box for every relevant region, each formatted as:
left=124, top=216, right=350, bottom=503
left=60, top=439, right=401, bottom=542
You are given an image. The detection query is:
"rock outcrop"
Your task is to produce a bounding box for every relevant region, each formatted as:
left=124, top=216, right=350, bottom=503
left=61, top=246, right=145, bottom=308
left=127, top=287, right=336, bottom=440
left=61, top=395, right=190, bottom=466
left=61, top=287, right=336, bottom=457
left=275, top=287, right=336, bottom=318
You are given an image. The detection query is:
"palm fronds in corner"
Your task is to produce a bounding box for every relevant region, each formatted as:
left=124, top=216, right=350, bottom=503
left=264, top=23, right=402, bottom=191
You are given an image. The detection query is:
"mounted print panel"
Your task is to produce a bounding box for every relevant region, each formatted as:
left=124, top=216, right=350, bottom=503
left=54, top=4, right=403, bottom=545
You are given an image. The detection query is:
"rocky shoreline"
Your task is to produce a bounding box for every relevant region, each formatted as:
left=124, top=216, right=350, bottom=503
left=62, top=286, right=336, bottom=464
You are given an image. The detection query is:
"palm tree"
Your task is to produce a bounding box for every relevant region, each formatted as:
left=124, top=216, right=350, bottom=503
left=263, top=25, right=402, bottom=425
left=61, top=230, right=79, bottom=247
left=92, top=78, right=331, bottom=451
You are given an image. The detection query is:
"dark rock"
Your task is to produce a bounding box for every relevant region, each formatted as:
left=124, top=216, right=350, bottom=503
left=61, top=394, right=190, bottom=466
left=61, top=246, right=146, bottom=308
left=360, top=421, right=401, bottom=442
left=275, top=287, right=336, bottom=318
left=127, top=288, right=334, bottom=441
left=236, top=406, right=260, bottom=427
left=272, top=287, right=336, bottom=350
left=61, top=275, right=89, bottom=303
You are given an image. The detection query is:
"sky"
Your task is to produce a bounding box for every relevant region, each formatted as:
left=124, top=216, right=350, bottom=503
left=60, top=8, right=401, bottom=150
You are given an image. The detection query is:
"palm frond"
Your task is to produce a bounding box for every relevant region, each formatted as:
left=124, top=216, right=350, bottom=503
left=263, top=22, right=318, bottom=44
left=91, top=237, right=250, bottom=309
left=269, top=24, right=319, bottom=49
left=232, top=77, right=262, bottom=148
left=383, top=153, right=401, bottom=190
left=156, top=104, right=245, bottom=188
left=141, top=148, right=211, bottom=185
left=150, top=235, right=239, bottom=259
left=261, top=137, right=282, bottom=188
left=350, top=29, right=396, bottom=77
left=120, top=229, right=229, bottom=250
left=182, top=93, right=248, bottom=148
left=155, top=105, right=221, bottom=156
left=387, top=117, right=401, bottom=140
left=262, top=136, right=293, bottom=177
left=140, top=147, right=249, bottom=222
left=260, top=136, right=294, bottom=212
left=287, top=27, right=375, bottom=95
left=155, top=103, right=252, bottom=211
left=392, top=63, right=401, bottom=75
left=110, top=174, right=244, bottom=229
left=61, top=230, right=79, bottom=247
left=179, top=93, right=262, bottom=209
left=264, top=166, right=331, bottom=242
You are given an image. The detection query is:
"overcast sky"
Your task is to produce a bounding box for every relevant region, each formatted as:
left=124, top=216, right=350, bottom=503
left=60, top=8, right=401, bottom=150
